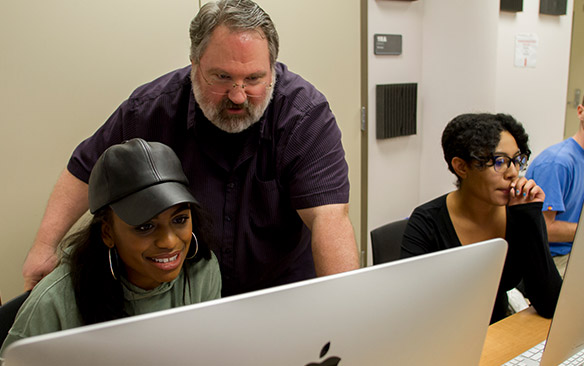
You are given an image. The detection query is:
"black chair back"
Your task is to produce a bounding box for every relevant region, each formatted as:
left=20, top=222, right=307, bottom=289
left=370, top=218, right=409, bottom=265
left=0, top=291, right=31, bottom=345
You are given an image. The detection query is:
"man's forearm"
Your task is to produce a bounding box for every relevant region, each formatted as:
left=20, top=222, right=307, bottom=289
left=33, top=169, right=89, bottom=247
left=300, top=204, right=359, bottom=276
left=546, top=220, right=577, bottom=243
left=23, top=169, right=89, bottom=289
left=312, top=220, right=360, bottom=276
left=543, top=210, right=578, bottom=243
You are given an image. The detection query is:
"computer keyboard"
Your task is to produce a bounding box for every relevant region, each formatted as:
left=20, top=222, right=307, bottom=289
left=503, top=340, right=584, bottom=366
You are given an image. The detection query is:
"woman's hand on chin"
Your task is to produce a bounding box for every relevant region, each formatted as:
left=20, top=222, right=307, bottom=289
left=508, top=177, right=545, bottom=206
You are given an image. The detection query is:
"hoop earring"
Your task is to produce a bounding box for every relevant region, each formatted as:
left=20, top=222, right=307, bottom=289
left=186, top=232, right=199, bottom=260
left=108, top=247, right=120, bottom=281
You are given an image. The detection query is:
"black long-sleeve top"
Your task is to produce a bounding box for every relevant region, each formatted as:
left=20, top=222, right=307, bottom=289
left=400, top=194, right=562, bottom=323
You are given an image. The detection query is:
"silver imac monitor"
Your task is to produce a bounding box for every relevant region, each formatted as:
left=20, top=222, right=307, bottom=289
left=2, top=238, right=507, bottom=366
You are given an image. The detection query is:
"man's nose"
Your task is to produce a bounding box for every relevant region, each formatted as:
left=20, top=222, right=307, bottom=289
left=227, top=85, right=248, bottom=105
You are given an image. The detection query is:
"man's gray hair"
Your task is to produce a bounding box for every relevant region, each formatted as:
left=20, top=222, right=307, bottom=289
left=189, top=0, right=279, bottom=67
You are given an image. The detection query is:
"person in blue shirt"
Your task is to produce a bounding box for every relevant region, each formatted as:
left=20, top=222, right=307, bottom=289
left=526, top=97, right=584, bottom=276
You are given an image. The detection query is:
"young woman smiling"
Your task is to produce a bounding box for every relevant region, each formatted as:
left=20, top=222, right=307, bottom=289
left=1, top=139, right=221, bottom=354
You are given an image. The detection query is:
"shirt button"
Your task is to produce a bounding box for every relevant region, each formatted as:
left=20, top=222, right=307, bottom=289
left=227, top=182, right=235, bottom=189
left=225, top=215, right=232, bottom=222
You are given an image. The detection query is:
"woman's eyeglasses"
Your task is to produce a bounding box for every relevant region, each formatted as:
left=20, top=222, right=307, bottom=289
left=488, top=154, right=528, bottom=172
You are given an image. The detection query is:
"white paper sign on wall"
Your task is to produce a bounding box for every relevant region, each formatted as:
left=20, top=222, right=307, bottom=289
left=514, top=33, right=539, bottom=68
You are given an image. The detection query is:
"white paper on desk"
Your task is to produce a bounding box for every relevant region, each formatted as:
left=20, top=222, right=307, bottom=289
left=514, top=33, right=538, bottom=68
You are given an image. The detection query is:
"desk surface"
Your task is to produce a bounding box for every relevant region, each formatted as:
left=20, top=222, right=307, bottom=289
left=479, top=307, right=551, bottom=366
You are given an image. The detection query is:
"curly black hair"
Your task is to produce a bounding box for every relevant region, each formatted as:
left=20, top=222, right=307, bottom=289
left=441, top=113, right=531, bottom=187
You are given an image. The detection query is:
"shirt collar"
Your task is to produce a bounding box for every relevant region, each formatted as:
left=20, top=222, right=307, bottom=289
left=120, top=273, right=181, bottom=301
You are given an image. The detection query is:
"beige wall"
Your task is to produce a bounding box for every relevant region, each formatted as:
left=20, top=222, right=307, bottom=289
left=0, top=1, right=362, bottom=300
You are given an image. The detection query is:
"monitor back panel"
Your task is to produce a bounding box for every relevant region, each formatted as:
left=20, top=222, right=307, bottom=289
left=3, top=239, right=507, bottom=366
left=541, top=209, right=584, bottom=366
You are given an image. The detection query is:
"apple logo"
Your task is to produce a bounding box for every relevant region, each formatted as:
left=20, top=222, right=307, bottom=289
left=305, top=341, right=341, bottom=366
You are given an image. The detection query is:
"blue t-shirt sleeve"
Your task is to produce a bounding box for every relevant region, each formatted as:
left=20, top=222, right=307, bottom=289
left=527, top=161, right=569, bottom=213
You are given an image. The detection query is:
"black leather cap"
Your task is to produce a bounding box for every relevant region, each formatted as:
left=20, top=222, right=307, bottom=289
left=88, top=138, right=197, bottom=225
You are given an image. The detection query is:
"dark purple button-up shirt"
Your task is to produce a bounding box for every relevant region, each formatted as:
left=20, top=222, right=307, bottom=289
left=68, top=62, right=350, bottom=296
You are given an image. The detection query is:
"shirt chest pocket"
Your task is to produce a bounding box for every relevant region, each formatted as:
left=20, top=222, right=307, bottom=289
left=249, top=177, right=284, bottom=229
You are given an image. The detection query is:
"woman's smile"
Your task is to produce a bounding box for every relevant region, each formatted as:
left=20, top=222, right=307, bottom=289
left=147, top=251, right=184, bottom=271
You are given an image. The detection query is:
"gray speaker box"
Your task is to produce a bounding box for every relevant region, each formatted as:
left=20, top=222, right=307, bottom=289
left=500, top=0, right=523, bottom=12
left=539, top=0, right=567, bottom=15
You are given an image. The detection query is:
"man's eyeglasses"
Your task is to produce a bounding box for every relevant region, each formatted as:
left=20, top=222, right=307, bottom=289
left=488, top=154, right=528, bottom=172
left=198, top=67, right=272, bottom=98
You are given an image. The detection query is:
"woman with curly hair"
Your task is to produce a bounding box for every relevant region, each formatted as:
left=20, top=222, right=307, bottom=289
left=1, top=139, right=221, bottom=354
left=400, top=113, right=562, bottom=323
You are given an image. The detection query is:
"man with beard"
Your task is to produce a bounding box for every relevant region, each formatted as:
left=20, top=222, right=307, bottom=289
left=22, top=0, right=359, bottom=297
